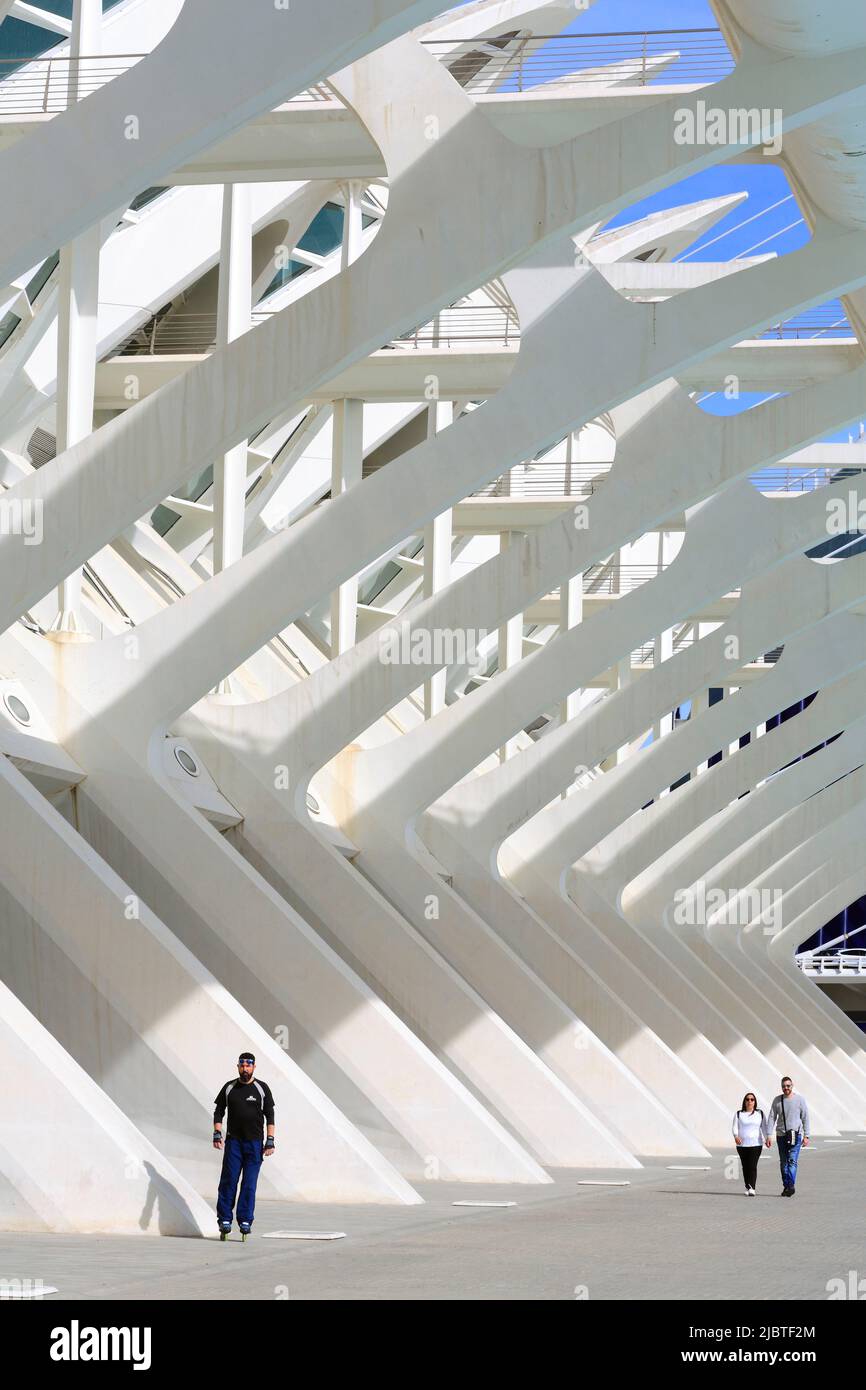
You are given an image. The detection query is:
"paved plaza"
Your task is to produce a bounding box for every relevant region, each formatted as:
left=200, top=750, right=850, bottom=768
left=3, top=1138, right=863, bottom=1302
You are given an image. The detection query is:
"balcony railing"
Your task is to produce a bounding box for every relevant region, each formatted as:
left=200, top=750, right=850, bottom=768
left=750, top=466, right=865, bottom=493
left=423, top=29, right=734, bottom=94
left=471, top=459, right=864, bottom=501
left=798, top=952, right=866, bottom=976
left=115, top=300, right=854, bottom=361
left=475, top=463, right=611, bottom=498
left=391, top=306, right=520, bottom=347
left=0, top=53, right=333, bottom=116
left=0, top=53, right=144, bottom=114
left=113, top=305, right=521, bottom=357
left=114, top=311, right=254, bottom=356
left=757, top=310, right=856, bottom=340
left=584, top=563, right=670, bottom=594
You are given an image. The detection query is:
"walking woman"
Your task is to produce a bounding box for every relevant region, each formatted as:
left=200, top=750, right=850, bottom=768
left=733, top=1092, right=765, bottom=1195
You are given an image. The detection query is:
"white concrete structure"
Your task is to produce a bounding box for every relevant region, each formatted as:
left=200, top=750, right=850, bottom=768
left=1, top=0, right=866, bottom=1232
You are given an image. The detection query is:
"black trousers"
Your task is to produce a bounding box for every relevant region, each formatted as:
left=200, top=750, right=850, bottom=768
left=737, top=1145, right=762, bottom=1190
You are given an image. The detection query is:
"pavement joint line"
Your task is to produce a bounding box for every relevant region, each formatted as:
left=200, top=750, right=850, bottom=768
left=452, top=1201, right=517, bottom=1207
left=577, top=1180, right=630, bottom=1186
left=260, top=1231, right=347, bottom=1240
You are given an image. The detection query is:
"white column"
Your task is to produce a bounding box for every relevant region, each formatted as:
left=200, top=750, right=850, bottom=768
left=498, top=530, right=523, bottom=762
left=330, top=181, right=365, bottom=656
left=652, top=627, right=675, bottom=739
left=48, top=0, right=101, bottom=642
left=559, top=574, right=583, bottom=725
left=559, top=429, right=584, bottom=729
left=726, top=685, right=740, bottom=758
left=423, top=400, right=453, bottom=719
left=614, top=654, right=632, bottom=766
left=212, top=183, right=252, bottom=575
left=329, top=396, right=364, bottom=654
left=341, top=179, right=364, bottom=266
left=691, top=687, right=709, bottom=777
left=559, top=570, right=585, bottom=798
left=717, top=689, right=728, bottom=767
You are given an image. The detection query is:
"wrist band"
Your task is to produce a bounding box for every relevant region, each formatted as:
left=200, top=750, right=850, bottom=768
left=264, top=1137, right=275, bottom=1149
left=213, top=1131, right=222, bottom=1142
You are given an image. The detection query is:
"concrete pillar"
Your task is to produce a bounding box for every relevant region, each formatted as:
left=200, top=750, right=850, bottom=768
left=559, top=573, right=584, bottom=725
left=691, top=687, right=709, bottom=777
left=614, top=654, right=632, bottom=765
left=330, top=181, right=365, bottom=655
left=423, top=400, right=453, bottom=719
left=212, top=182, right=252, bottom=575
left=48, top=0, right=101, bottom=642
left=559, top=570, right=585, bottom=798
left=652, top=627, right=675, bottom=740
left=329, top=397, right=364, bottom=654
left=727, top=685, right=740, bottom=758
left=599, top=649, right=633, bottom=772
left=498, top=530, right=523, bottom=762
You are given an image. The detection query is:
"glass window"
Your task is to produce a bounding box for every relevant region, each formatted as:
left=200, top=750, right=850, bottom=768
left=258, top=258, right=310, bottom=303
left=129, top=186, right=167, bottom=213
left=296, top=202, right=375, bottom=258
left=297, top=203, right=344, bottom=258
left=25, top=251, right=59, bottom=304
left=150, top=463, right=215, bottom=536
left=0, top=310, right=21, bottom=351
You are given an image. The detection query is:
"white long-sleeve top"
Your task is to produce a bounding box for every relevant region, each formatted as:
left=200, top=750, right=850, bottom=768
left=732, top=1109, right=766, bottom=1145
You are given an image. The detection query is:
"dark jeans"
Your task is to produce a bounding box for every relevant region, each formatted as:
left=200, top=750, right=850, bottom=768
left=736, top=1144, right=762, bottom=1190
left=777, top=1133, right=803, bottom=1191
left=217, top=1136, right=263, bottom=1227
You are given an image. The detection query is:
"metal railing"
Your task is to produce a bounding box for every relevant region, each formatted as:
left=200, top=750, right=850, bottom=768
left=0, top=53, right=143, bottom=114
left=388, top=306, right=852, bottom=348
left=757, top=312, right=855, bottom=340
left=114, top=305, right=520, bottom=357
left=584, top=563, right=669, bottom=594
left=392, top=306, right=520, bottom=347
left=0, top=53, right=332, bottom=117
left=474, top=462, right=611, bottom=498
left=750, top=466, right=865, bottom=493
left=113, top=310, right=272, bottom=356
left=423, top=29, right=734, bottom=94
left=798, top=952, right=866, bottom=976
left=470, top=456, right=865, bottom=502
left=113, top=300, right=855, bottom=360
left=630, top=631, right=782, bottom=667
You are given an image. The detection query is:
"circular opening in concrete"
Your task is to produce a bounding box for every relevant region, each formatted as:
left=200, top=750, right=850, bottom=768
left=3, top=692, right=31, bottom=726
left=174, top=746, right=199, bottom=777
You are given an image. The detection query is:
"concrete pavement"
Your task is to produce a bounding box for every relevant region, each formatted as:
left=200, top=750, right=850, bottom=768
left=1, top=1138, right=863, bottom=1301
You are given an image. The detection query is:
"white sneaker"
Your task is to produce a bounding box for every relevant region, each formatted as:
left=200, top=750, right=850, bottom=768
left=747, top=1188, right=756, bottom=1196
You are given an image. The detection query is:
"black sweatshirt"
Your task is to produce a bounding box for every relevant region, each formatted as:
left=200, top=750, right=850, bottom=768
left=213, top=1078, right=275, bottom=1141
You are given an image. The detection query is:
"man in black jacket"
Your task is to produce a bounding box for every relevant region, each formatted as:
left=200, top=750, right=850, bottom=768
left=213, top=1052, right=275, bottom=1238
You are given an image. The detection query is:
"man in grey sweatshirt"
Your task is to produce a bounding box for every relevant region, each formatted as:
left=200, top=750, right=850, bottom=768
left=765, top=1076, right=810, bottom=1196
